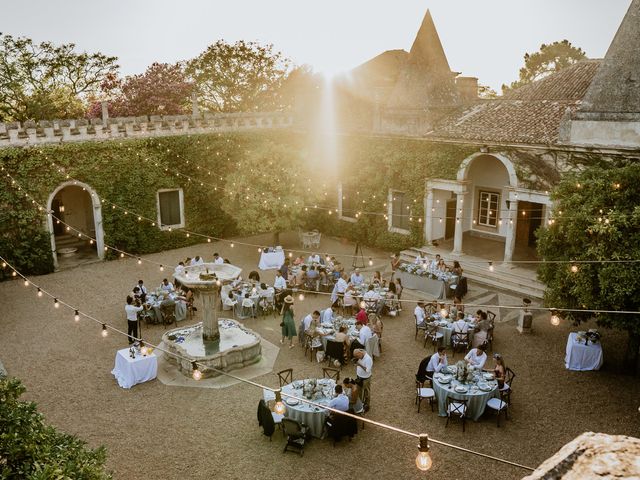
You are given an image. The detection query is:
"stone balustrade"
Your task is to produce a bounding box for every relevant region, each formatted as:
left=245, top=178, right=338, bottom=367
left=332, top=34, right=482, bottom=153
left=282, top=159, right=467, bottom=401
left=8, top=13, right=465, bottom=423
left=0, top=112, right=295, bottom=148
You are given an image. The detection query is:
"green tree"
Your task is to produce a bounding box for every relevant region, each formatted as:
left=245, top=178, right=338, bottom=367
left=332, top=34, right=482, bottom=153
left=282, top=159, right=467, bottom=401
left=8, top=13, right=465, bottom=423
left=221, top=141, right=314, bottom=244
left=186, top=40, right=290, bottom=113
left=0, top=33, right=119, bottom=122
left=0, top=377, right=111, bottom=478
left=502, top=40, right=586, bottom=93
left=537, top=165, right=640, bottom=374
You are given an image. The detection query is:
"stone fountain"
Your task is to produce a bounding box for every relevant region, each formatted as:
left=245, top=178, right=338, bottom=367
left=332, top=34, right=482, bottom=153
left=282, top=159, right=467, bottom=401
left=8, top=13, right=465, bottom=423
left=161, top=263, right=262, bottom=378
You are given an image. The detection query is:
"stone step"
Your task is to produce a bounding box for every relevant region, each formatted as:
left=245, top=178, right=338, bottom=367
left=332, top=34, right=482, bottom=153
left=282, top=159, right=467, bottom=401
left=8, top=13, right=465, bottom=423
left=400, top=248, right=545, bottom=300
left=55, top=234, right=87, bottom=250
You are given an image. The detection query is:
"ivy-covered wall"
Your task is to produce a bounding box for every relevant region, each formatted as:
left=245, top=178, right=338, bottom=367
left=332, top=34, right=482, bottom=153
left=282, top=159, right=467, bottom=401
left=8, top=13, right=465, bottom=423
left=0, top=130, right=475, bottom=275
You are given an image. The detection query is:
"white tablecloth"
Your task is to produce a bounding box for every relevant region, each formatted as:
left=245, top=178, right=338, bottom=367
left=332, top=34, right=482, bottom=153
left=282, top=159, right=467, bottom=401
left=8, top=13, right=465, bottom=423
left=395, top=271, right=452, bottom=300
left=565, top=332, right=603, bottom=371
left=111, top=348, right=158, bottom=389
left=258, top=251, right=285, bottom=270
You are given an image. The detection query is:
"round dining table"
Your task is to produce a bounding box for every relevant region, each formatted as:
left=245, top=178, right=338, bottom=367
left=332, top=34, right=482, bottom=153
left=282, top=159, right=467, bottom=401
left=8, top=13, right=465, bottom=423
left=431, top=368, right=499, bottom=421
left=280, top=378, right=336, bottom=438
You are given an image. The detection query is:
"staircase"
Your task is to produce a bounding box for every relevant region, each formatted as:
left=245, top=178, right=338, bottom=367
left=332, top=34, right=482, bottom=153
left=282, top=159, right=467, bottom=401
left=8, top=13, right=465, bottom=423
left=400, top=246, right=546, bottom=300
left=55, top=233, right=87, bottom=252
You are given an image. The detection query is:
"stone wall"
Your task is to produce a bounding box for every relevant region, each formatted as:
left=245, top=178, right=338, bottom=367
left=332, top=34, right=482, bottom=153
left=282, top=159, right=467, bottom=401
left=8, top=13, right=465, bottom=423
left=0, top=112, right=294, bottom=148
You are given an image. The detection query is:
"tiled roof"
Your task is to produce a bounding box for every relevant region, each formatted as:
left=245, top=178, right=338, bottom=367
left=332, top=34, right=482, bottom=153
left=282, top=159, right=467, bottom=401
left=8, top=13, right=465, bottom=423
left=428, top=60, right=602, bottom=145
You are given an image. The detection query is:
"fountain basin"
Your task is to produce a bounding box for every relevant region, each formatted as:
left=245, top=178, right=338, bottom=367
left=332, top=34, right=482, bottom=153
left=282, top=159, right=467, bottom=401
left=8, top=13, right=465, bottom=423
left=162, top=319, right=262, bottom=378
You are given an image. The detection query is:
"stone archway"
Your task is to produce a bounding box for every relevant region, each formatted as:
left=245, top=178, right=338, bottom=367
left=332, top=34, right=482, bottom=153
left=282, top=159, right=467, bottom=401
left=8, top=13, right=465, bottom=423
left=456, top=152, right=518, bottom=188
left=46, top=181, right=104, bottom=269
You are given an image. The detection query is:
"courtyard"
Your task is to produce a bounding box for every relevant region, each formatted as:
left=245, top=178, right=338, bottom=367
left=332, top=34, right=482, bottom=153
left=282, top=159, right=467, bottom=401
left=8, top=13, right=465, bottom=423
left=1, top=232, right=638, bottom=479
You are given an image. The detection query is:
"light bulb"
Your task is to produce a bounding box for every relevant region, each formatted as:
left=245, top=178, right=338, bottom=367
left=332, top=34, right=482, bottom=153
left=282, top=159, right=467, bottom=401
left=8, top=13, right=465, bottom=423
left=160, top=265, right=164, bottom=272
left=274, top=390, right=286, bottom=415
left=258, top=247, right=262, bottom=253
left=192, top=362, right=202, bottom=380
left=550, top=314, right=560, bottom=326
left=101, top=325, right=108, bottom=337
left=1, top=262, right=6, bottom=268
left=74, top=310, right=80, bottom=322
left=288, top=252, right=292, bottom=258
left=207, top=238, right=211, bottom=243
left=137, top=258, right=142, bottom=265
left=416, top=435, right=433, bottom=471
left=11, top=271, right=16, bottom=277
left=230, top=243, right=234, bottom=248
left=488, top=262, right=494, bottom=272
left=24, top=279, right=29, bottom=286
left=120, top=253, right=125, bottom=258
left=186, top=233, right=190, bottom=238
left=37, top=288, right=42, bottom=297
left=141, top=346, right=149, bottom=356
left=368, top=258, right=373, bottom=266
left=571, top=265, right=578, bottom=273
left=54, top=298, right=59, bottom=308
left=298, top=293, right=305, bottom=301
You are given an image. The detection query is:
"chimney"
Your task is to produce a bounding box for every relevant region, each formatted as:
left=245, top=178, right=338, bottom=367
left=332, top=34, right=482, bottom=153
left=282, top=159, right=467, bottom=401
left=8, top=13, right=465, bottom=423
left=456, top=77, right=478, bottom=101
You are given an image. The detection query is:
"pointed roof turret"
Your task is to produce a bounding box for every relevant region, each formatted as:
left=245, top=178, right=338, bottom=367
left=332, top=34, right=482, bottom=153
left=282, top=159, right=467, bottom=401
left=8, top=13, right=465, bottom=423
left=579, top=0, right=640, bottom=113
left=407, top=10, right=452, bottom=73
left=387, top=9, right=458, bottom=110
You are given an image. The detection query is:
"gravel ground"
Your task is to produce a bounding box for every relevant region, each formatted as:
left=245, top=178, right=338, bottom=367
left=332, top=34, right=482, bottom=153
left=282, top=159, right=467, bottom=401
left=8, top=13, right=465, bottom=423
left=1, top=232, right=638, bottom=480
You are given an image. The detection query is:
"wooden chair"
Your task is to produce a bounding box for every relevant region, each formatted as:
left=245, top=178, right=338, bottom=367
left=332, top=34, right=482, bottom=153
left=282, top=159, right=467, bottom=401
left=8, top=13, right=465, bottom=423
left=486, top=389, right=510, bottom=427
left=415, top=315, right=427, bottom=339
left=277, top=368, right=293, bottom=387
left=486, top=325, right=494, bottom=351
left=325, top=340, right=346, bottom=367
left=424, top=323, right=444, bottom=351
left=486, top=310, right=497, bottom=323
left=415, top=380, right=435, bottom=413
left=160, top=303, right=176, bottom=327
left=322, top=367, right=340, bottom=382
left=445, top=397, right=468, bottom=432
left=451, top=331, right=469, bottom=357
left=503, top=367, right=516, bottom=403
left=282, top=418, right=308, bottom=456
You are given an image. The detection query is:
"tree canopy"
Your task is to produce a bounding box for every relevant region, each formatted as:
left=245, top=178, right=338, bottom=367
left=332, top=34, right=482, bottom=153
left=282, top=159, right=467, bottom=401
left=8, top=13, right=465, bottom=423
left=186, top=40, right=290, bottom=113
left=0, top=377, right=111, bottom=479
left=537, top=164, right=640, bottom=373
left=88, top=62, right=193, bottom=118
left=502, top=40, right=586, bottom=94
left=0, top=33, right=118, bottom=122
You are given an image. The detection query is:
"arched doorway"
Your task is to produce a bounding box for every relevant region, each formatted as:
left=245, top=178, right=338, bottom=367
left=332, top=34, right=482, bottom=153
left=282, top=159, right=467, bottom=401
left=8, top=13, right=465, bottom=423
left=47, top=181, right=104, bottom=269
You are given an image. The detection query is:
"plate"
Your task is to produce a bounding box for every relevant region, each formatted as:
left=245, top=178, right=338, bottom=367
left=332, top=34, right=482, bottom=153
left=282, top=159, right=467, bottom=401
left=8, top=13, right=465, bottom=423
left=285, top=398, right=299, bottom=406
left=478, top=383, right=492, bottom=392
left=292, top=381, right=303, bottom=389
left=455, top=386, right=468, bottom=393
left=438, top=375, right=452, bottom=384
left=483, top=373, right=495, bottom=380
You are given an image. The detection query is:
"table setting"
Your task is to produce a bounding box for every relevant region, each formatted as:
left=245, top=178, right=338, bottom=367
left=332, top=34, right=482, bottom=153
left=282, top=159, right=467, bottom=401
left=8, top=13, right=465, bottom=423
left=429, top=313, right=477, bottom=346
left=320, top=316, right=358, bottom=349
left=258, top=246, right=285, bottom=270
left=396, top=264, right=457, bottom=300
left=565, top=330, right=603, bottom=371
left=144, top=290, right=178, bottom=323
left=232, top=283, right=262, bottom=318
left=432, top=362, right=499, bottom=420
left=280, top=378, right=336, bottom=437
left=111, top=344, right=158, bottom=389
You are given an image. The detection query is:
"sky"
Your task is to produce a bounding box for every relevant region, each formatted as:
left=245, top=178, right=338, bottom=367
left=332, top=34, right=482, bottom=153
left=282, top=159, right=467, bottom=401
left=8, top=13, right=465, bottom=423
left=0, top=0, right=632, bottom=91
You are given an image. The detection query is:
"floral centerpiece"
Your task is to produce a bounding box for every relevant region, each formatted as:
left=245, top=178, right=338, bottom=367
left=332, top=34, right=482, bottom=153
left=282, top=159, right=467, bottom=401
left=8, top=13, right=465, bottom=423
left=455, top=360, right=475, bottom=384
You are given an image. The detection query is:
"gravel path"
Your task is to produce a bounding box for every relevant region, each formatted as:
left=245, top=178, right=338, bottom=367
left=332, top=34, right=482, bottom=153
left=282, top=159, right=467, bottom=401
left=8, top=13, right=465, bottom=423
left=1, top=232, right=638, bottom=480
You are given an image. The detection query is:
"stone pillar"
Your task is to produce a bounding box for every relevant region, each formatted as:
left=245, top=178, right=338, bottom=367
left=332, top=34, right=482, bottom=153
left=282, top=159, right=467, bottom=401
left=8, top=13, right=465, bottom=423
left=425, top=188, right=434, bottom=244
left=452, top=192, right=465, bottom=255
left=503, top=199, right=518, bottom=264
left=201, top=286, right=220, bottom=342
left=101, top=101, right=109, bottom=124
left=517, top=298, right=533, bottom=334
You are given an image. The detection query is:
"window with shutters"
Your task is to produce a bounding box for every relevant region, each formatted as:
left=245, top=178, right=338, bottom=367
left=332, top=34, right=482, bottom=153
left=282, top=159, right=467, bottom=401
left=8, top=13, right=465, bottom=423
left=478, top=191, right=499, bottom=228
left=156, top=189, right=185, bottom=230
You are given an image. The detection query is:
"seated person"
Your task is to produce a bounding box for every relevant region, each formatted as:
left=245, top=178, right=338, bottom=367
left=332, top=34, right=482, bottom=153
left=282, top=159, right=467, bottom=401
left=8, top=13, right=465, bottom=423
left=416, top=355, right=432, bottom=383
left=452, top=312, right=469, bottom=333
left=355, top=306, right=368, bottom=325
left=293, top=265, right=308, bottom=287
left=278, top=259, right=290, bottom=282
left=342, top=286, right=358, bottom=314
left=307, top=252, right=321, bottom=264
left=160, top=278, right=174, bottom=292
left=293, top=255, right=305, bottom=266
left=492, top=353, right=507, bottom=389
left=322, top=303, right=336, bottom=324
left=350, top=322, right=372, bottom=355
left=174, top=262, right=185, bottom=276
left=190, top=255, right=204, bottom=266
left=302, top=311, right=319, bottom=332
left=273, top=271, right=287, bottom=292
left=132, top=286, right=143, bottom=302
left=363, top=285, right=380, bottom=302
left=327, top=384, right=350, bottom=415
left=212, top=253, right=224, bottom=265
left=223, top=291, right=237, bottom=310
left=427, top=346, right=448, bottom=375
left=436, top=259, right=448, bottom=272
left=430, top=254, right=441, bottom=271
left=464, top=343, right=488, bottom=369
left=414, top=301, right=427, bottom=328
left=248, top=270, right=260, bottom=283
left=334, top=324, right=351, bottom=346
left=371, top=271, right=385, bottom=287
left=258, top=283, right=273, bottom=297
left=306, top=265, right=319, bottom=288
left=414, top=253, right=425, bottom=265
left=350, top=268, right=365, bottom=287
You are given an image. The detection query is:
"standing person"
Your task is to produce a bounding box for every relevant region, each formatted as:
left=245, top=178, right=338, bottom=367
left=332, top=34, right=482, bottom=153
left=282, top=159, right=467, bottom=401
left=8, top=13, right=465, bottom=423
left=280, top=295, right=297, bottom=348
left=353, top=349, right=373, bottom=409
left=136, top=280, right=147, bottom=302
left=342, top=378, right=364, bottom=413
left=394, top=277, right=404, bottom=311
left=390, top=253, right=400, bottom=279
left=125, top=295, right=143, bottom=345
left=279, top=258, right=290, bottom=282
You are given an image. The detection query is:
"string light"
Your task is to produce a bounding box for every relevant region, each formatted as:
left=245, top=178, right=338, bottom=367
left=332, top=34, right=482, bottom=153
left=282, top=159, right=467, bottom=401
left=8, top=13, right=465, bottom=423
left=368, top=257, right=373, bottom=266
left=274, top=389, right=286, bottom=415
left=570, top=265, right=579, bottom=273
left=416, top=435, right=433, bottom=471
left=298, top=292, right=305, bottom=301
left=54, top=298, right=59, bottom=308
left=192, top=361, right=202, bottom=381
left=74, top=310, right=80, bottom=322
left=160, top=265, right=164, bottom=272
left=23, top=279, right=29, bottom=287
left=37, top=288, right=42, bottom=297
left=101, top=324, right=108, bottom=337
left=488, top=262, right=494, bottom=272
left=137, top=258, right=142, bottom=265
